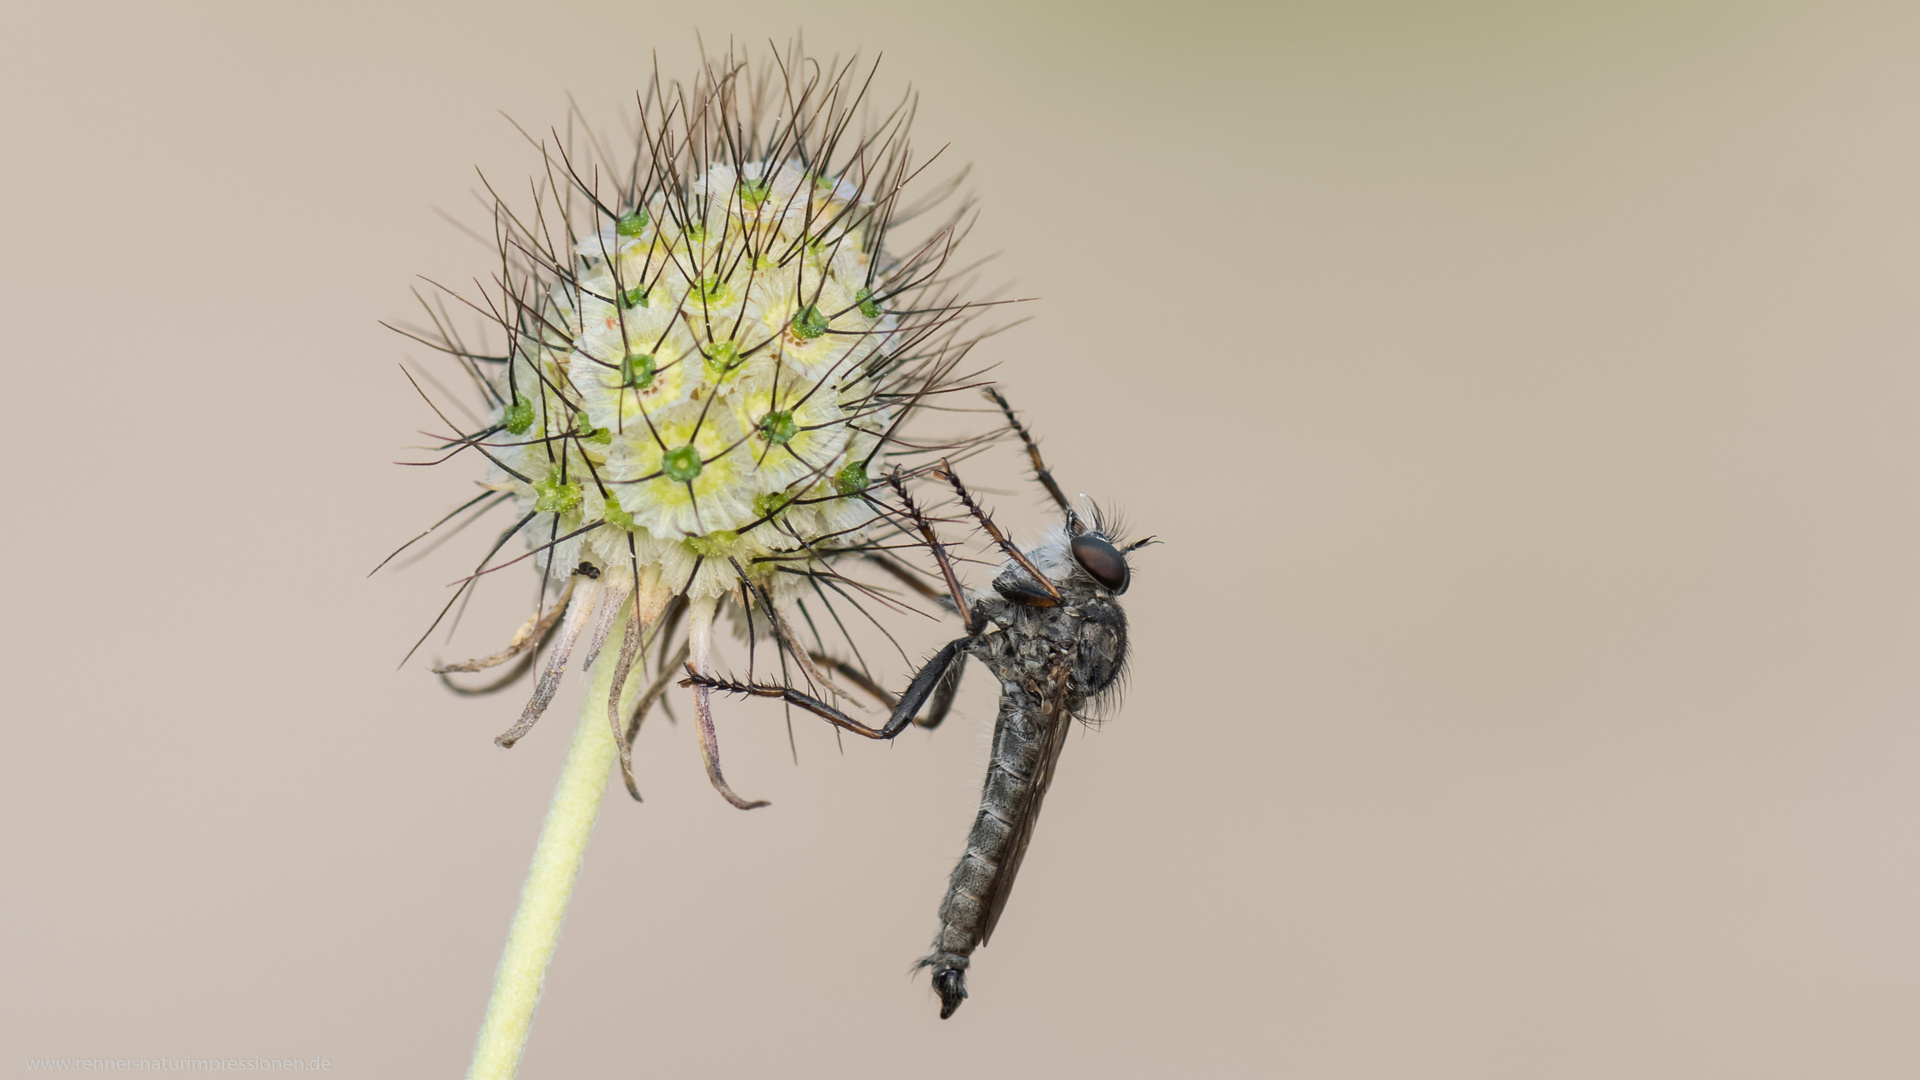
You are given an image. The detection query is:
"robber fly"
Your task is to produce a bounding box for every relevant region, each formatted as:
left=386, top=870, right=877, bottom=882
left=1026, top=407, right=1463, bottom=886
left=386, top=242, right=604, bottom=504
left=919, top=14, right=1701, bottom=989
left=689, top=388, right=1152, bottom=1018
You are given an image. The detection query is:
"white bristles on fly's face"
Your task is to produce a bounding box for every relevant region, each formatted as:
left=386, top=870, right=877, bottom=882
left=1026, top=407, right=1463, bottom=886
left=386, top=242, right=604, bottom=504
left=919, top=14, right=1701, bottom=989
left=1024, top=526, right=1078, bottom=583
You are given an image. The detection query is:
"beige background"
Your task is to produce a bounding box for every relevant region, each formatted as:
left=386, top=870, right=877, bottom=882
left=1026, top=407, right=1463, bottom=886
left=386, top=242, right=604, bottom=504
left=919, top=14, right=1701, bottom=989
left=6, top=1, right=1920, bottom=1076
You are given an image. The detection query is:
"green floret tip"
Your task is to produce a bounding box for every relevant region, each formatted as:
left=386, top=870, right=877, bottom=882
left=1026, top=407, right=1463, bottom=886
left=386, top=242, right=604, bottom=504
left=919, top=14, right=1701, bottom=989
left=791, top=304, right=830, bottom=340
left=574, top=412, right=610, bottom=446
left=753, top=490, right=795, bottom=519
left=503, top=395, right=535, bottom=436
left=683, top=530, right=739, bottom=557
left=602, top=495, right=635, bottom=529
left=758, top=409, right=798, bottom=445
left=740, top=178, right=771, bottom=207
left=616, top=210, right=649, bottom=237
left=621, top=352, right=655, bottom=390
left=856, top=287, right=882, bottom=319
left=533, top=472, right=583, bottom=515
left=692, top=276, right=728, bottom=304
left=684, top=222, right=708, bottom=243
left=833, top=459, right=869, bottom=495
left=620, top=285, right=649, bottom=309
left=661, top=445, right=703, bottom=482
left=702, top=341, right=742, bottom=377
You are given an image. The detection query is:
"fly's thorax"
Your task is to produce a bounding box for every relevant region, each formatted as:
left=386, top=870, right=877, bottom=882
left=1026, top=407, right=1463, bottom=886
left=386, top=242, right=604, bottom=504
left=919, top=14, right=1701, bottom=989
left=965, top=582, right=1129, bottom=703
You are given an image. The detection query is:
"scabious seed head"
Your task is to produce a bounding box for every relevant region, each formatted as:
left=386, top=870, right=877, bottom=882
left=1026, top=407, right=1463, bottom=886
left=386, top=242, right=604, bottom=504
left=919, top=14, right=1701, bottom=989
left=395, top=44, right=1008, bottom=767
left=474, top=122, right=961, bottom=600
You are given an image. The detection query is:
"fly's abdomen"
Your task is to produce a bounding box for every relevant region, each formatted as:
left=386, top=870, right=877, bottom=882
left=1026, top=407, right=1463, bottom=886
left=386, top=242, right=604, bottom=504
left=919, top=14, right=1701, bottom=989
left=920, top=693, right=1049, bottom=1018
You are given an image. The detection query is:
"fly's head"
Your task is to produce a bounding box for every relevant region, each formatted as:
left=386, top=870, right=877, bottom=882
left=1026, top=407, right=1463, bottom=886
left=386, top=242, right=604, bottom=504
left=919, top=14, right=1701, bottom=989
left=989, top=498, right=1154, bottom=609
left=1062, top=497, right=1152, bottom=599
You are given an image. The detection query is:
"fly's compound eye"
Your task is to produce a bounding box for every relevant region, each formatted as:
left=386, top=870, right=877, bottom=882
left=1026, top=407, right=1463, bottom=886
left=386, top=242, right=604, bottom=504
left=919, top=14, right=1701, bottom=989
left=1069, top=532, right=1130, bottom=594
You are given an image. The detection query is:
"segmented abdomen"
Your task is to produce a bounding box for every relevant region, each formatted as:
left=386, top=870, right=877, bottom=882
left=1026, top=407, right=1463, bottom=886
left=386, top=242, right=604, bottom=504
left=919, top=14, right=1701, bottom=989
left=920, top=679, right=1064, bottom=1016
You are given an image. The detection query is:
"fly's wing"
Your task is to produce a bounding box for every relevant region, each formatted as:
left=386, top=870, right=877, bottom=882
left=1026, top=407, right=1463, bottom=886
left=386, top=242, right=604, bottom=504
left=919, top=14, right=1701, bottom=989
left=978, top=656, right=1077, bottom=946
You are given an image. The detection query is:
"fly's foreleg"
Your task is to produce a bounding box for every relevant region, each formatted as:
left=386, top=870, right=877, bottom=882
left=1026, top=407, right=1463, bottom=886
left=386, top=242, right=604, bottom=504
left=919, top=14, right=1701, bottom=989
left=933, top=460, right=1061, bottom=605
left=983, top=386, right=1078, bottom=527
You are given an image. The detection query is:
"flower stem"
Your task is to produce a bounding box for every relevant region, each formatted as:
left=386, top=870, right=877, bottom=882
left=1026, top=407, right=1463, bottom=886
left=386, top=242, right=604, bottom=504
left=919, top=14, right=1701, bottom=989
left=468, top=607, right=636, bottom=1080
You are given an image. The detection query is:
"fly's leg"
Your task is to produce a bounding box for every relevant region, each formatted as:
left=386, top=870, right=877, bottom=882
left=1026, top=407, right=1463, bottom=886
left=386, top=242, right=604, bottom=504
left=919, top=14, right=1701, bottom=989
left=808, top=649, right=964, bottom=730
left=918, top=653, right=966, bottom=729
left=984, top=387, right=1080, bottom=531
left=809, top=653, right=897, bottom=708
left=933, top=460, right=1062, bottom=604
left=866, top=549, right=942, bottom=600
left=685, top=637, right=971, bottom=741
left=885, top=471, right=979, bottom=634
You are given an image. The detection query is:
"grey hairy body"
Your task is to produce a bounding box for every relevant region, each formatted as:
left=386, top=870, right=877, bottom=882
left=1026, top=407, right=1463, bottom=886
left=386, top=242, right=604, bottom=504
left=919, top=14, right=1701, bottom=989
left=685, top=389, right=1149, bottom=1018
left=918, top=555, right=1129, bottom=1017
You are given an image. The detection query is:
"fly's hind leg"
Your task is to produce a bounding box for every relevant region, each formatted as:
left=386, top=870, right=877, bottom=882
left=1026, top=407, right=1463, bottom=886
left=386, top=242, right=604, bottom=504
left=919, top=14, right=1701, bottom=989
left=807, top=649, right=965, bottom=730
left=809, top=653, right=897, bottom=708
left=919, top=653, right=965, bottom=729
left=690, top=474, right=982, bottom=740
left=685, top=636, right=971, bottom=741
